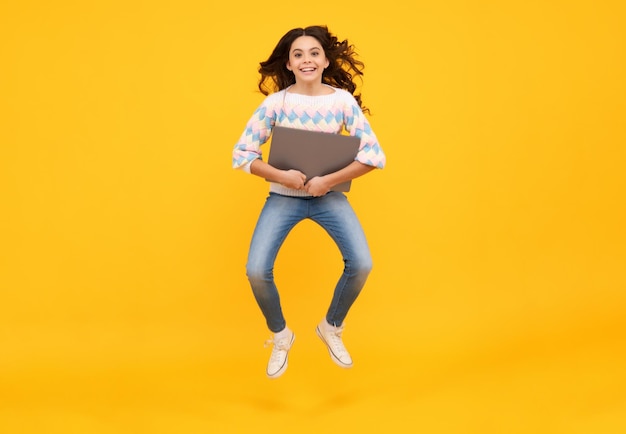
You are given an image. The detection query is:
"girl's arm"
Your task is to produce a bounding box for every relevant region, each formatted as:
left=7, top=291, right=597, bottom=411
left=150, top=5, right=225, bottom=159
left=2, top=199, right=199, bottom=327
left=250, top=159, right=307, bottom=190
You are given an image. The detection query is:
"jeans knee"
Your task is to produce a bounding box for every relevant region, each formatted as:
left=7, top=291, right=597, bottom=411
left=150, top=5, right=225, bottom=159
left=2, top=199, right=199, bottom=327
left=246, top=262, right=272, bottom=283
left=350, top=255, right=373, bottom=277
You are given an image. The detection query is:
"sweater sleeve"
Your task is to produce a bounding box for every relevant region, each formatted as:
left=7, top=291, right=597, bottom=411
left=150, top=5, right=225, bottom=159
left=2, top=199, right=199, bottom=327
left=343, top=93, right=386, bottom=169
left=232, top=96, right=278, bottom=170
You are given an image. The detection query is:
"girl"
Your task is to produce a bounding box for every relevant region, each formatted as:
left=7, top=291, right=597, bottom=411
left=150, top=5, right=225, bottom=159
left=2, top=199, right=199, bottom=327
left=232, top=25, right=386, bottom=378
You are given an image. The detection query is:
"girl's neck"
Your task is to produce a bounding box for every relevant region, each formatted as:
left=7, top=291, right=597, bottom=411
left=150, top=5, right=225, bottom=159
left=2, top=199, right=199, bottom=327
left=287, top=82, right=334, bottom=96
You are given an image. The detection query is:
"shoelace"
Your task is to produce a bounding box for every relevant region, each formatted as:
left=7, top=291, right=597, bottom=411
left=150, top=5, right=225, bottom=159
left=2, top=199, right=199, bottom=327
left=326, top=328, right=348, bottom=356
left=263, top=338, right=289, bottom=351
left=265, top=336, right=291, bottom=362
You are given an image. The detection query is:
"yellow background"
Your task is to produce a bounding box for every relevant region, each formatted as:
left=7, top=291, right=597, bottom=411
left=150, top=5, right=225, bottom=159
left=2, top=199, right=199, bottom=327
left=1, top=0, right=625, bottom=433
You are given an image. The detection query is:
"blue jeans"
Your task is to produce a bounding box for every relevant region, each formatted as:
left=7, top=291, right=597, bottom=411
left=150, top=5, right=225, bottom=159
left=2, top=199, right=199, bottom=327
left=246, top=192, right=373, bottom=333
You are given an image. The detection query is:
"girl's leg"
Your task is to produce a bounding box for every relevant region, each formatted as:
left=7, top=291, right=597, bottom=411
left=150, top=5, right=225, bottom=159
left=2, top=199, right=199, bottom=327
left=246, top=193, right=305, bottom=332
left=310, top=192, right=373, bottom=326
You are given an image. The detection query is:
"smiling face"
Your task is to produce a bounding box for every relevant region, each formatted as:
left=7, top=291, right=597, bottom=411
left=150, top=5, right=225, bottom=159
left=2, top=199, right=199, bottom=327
left=286, top=35, right=329, bottom=86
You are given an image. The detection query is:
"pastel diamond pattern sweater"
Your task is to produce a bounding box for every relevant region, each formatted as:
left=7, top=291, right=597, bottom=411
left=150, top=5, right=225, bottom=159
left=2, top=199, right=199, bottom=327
left=233, top=87, right=386, bottom=197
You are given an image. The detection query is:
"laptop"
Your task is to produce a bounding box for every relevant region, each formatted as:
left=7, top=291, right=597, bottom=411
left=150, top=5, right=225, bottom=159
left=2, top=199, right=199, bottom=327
left=266, top=126, right=360, bottom=192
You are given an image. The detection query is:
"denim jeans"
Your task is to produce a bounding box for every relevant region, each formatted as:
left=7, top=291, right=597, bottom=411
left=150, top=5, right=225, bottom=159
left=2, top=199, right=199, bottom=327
left=246, top=192, right=373, bottom=333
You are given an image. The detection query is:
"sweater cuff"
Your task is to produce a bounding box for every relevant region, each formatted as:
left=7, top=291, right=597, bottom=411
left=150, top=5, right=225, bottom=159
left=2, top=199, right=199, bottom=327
left=240, top=160, right=253, bottom=174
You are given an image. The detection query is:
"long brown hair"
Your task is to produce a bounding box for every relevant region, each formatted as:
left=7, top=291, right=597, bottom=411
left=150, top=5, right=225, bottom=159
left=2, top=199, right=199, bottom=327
left=258, top=26, right=369, bottom=113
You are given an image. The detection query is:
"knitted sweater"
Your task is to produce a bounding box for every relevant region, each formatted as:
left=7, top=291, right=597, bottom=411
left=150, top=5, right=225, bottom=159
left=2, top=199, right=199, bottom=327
left=232, top=86, right=386, bottom=197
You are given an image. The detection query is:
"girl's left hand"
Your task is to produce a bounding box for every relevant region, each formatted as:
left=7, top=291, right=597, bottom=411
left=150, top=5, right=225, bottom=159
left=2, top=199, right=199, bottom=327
left=304, top=176, right=331, bottom=197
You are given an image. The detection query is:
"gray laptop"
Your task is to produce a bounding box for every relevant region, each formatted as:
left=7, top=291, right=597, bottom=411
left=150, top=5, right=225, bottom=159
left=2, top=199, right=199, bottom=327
left=267, top=126, right=360, bottom=192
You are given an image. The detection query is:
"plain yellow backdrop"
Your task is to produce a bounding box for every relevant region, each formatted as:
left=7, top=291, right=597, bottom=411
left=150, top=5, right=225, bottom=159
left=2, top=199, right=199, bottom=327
left=1, top=1, right=625, bottom=433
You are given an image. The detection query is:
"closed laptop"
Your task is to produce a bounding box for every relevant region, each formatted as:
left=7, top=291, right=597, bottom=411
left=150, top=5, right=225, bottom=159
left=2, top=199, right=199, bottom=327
left=267, top=126, right=360, bottom=192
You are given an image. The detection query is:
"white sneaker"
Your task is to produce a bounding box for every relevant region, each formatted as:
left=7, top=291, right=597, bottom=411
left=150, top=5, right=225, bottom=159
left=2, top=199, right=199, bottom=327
left=265, top=327, right=295, bottom=378
left=316, top=319, right=353, bottom=368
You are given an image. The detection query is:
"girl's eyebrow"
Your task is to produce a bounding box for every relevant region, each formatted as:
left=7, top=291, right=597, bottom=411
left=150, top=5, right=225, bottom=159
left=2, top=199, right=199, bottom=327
left=291, top=47, right=322, bottom=53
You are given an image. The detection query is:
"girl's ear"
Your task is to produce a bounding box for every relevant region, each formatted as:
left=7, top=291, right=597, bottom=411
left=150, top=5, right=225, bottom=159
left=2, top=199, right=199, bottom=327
left=286, top=61, right=292, bottom=71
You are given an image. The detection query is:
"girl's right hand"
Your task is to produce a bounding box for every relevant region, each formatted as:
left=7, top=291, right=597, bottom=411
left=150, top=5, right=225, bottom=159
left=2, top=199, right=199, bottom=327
left=280, top=169, right=307, bottom=190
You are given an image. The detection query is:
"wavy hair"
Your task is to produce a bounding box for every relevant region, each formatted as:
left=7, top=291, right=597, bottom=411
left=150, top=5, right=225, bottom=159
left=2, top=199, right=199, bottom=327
left=258, top=25, right=369, bottom=113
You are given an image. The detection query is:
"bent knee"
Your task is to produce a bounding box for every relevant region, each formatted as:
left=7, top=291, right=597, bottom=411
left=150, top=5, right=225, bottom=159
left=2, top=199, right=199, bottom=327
left=350, top=256, right=373, bottom=275
left=246, top=263, right=273, bottom=282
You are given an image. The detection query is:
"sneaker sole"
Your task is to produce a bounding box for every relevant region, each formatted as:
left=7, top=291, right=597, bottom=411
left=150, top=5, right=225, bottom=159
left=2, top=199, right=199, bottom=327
left=315, top=326, right=353, bottom=369
left=266, top=333, right=295, bottom=379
